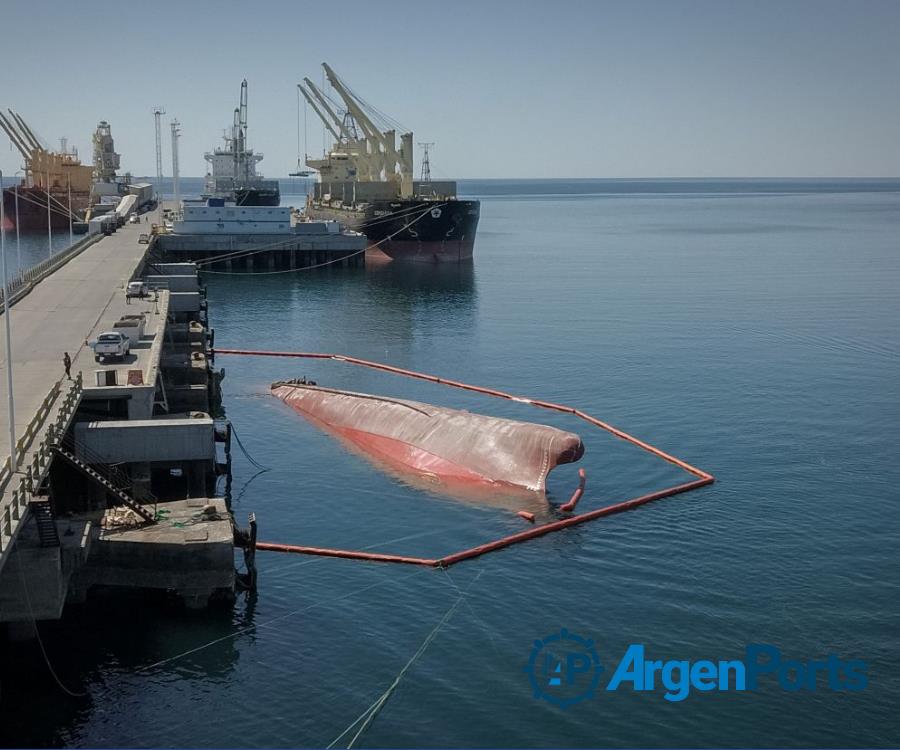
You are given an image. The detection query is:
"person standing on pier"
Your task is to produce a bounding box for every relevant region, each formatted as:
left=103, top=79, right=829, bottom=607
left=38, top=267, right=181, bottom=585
left=63, top=352, right=72, bottom=380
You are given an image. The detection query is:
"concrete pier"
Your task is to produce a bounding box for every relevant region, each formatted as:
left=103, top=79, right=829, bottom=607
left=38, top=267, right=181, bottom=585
left=155, top=231, right=367, bottom=270
left=0, top=219, right=240, bottom=626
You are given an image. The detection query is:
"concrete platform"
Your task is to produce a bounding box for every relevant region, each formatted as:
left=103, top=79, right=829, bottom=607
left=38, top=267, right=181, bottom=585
left=0, top=514, right=91, bottom=622
left=74, top=498, right=234, bottom=608
left=0, top=220, right=153, bottom=462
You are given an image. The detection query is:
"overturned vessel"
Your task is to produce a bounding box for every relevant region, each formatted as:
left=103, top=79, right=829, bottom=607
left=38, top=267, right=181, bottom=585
left=272, top=381, right=584, bottom=493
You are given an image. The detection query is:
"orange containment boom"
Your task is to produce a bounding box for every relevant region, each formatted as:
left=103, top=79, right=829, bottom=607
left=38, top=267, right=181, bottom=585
left=213, top=348, right=715, bottom=568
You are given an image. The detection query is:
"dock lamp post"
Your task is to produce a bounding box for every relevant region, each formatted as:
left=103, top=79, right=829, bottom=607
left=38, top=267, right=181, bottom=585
left=13, top=169, right=22, bottom=271
left=0, top=169, right=18, bottom=471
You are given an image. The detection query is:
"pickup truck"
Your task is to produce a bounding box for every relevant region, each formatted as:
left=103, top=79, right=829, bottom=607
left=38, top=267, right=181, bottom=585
left=126, top=281, right=148, bottom=298
left=92, top=331, right=131, bottom=362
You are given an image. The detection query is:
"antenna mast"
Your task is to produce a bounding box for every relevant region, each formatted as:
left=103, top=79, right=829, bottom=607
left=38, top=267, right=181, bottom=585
left=418, top=142, right=434, bottom=183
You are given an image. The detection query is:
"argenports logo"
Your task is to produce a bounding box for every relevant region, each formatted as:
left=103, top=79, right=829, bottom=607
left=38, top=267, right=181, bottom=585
left=525, top=629, right=868, bottom=706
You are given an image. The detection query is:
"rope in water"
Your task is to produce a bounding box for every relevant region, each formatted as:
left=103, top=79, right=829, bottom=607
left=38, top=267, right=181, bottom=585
left=326, top=569, right=484, bottom=749
left=228, top=421, right=269, bottom=471
left=14, top=546, right=88, bottom=697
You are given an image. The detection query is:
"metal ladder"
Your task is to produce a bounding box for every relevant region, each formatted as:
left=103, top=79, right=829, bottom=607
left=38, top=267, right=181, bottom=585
left=52, top=447, right=156, bottom=524
left=29, top=498, right=60, bottom=548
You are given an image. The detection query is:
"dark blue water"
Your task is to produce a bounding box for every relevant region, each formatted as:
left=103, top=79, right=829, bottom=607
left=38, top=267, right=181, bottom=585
left=2, top=179, right=898, bottom=747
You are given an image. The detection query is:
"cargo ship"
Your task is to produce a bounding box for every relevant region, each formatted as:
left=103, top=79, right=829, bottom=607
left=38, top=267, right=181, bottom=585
left=202, top=80, right=280, bottom=207
left=0, top=109, right=92, bottom=230
left=299, top=63, right=479, bottom=262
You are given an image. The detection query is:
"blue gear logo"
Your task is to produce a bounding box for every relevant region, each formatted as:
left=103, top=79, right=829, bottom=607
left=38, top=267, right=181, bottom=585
left=525, top=628, right=604, bottom=708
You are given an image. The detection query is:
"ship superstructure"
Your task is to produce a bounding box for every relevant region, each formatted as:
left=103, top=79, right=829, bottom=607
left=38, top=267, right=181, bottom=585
left=299, top=63, right=479, bottom=262
left=90, top=120, right=137, bottom=202
left=203, top=80, right=280, bottom=206
left=0, top=109, right=93, bottom=230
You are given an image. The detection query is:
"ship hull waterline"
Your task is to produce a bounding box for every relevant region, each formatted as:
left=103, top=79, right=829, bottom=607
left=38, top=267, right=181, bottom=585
left=305, top=199, right=480, bottom=263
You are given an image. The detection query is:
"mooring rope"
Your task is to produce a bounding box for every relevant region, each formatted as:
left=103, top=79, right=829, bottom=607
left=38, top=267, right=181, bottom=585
left=14, top=545, right=88, bottom=697
left=198, top=203, right=446, bottom=276
left=135, top=565, right=430, bottom=674
left=326, top=569, right=484, bottom=749
left=191, top=200, right=440, bottom=268
left=228, top=421, right=269, bottom=470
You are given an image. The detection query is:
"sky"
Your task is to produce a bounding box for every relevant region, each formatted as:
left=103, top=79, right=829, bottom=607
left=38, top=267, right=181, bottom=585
left=1, top=0, right=898, bottom=179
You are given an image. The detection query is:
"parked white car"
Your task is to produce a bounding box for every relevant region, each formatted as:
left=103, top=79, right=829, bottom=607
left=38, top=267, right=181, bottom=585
left=92, top=331, right=131, bottom=362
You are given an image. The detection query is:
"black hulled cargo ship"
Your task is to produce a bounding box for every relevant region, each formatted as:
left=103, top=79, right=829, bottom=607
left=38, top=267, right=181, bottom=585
left=306, top=187, right=479, bottom=263
left=299, top=63, right=479, bottom=263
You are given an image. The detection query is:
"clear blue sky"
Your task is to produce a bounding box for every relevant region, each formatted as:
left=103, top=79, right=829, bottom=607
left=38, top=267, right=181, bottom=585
left=1, top=0, right=898, bottom=178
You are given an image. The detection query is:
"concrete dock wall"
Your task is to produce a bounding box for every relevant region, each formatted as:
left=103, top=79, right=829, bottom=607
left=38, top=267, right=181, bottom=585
left=75, top=417, right=215, bottom=463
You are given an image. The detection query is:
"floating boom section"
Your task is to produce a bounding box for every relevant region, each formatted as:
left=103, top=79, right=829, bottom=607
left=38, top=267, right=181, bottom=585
left=271, top=382, right=585, bottom=492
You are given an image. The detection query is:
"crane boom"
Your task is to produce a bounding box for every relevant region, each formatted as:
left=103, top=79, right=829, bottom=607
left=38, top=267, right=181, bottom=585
left=0, top=111, right=32, bottom=159
left=9, top=110, right=43, bottom=152
left=298, top=83, right=342, bottom=143
left=321, top=63, right=385, bottom=146
left=303, top=79, right=355, bottom=142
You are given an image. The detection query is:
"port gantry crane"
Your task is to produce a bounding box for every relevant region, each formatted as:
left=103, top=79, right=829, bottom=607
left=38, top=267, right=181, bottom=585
left=297, top=63, right=415, bottom=197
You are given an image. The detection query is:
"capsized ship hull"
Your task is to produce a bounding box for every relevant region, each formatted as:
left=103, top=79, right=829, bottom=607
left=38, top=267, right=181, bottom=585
left=271, top=382, right=584, bottom=493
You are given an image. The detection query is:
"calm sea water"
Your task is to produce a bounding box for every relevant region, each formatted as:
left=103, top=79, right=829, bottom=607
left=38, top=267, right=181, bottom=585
left=1, top=178, right=898, bottom=748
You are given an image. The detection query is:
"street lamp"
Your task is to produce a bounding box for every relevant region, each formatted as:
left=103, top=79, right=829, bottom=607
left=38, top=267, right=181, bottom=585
left=0, top=168, right=18, bottom=471
left=13, top=169, right=22, bottom=272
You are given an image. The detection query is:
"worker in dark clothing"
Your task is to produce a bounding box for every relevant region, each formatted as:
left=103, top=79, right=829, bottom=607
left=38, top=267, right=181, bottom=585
left=63, top=352, right=72, bottom=380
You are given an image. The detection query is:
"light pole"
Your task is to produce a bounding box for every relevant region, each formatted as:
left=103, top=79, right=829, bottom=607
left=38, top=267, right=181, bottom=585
left=46, top=169, right=52, bottom=258
left=13, top=170, right=22, bottom=272
left=67, top=174, right=73, bottom=247
left=0, top=169, right=17, bottom=471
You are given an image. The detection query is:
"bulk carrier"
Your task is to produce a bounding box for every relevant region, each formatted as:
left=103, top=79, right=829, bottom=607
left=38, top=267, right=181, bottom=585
left=299, top=63, right=479, bottom=262
left=0, top=109, right=92, bottom=230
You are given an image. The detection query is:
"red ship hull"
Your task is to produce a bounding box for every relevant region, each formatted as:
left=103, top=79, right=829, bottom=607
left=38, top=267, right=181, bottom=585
left=373, top=237, right=475, bottom=263
left=2, top=187, right=88, bottom=231
left=272, top=382, right=584, bottom=495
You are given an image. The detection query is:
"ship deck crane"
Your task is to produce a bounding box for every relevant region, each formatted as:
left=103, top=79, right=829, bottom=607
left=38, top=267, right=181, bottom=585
left=321, top=63, right=414, bottom=196
left=298, top=84, right=340, bottom=143
left=0, top=112, right=32, bottom=161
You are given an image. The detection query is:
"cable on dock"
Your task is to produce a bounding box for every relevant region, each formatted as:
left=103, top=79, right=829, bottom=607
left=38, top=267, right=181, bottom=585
left=214, top=348, right=715, bottom=567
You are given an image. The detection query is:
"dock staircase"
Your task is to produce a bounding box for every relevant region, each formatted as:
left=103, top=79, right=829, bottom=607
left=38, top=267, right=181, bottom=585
left=52, top=440, right=156, bottom=524
left=29, top=498, right=60, bottom=548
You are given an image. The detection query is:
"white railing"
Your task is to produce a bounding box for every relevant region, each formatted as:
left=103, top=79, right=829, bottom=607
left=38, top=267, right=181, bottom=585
left=0, top=372, right=83, bottom=555
left=0, top=234, right=100, bottom=308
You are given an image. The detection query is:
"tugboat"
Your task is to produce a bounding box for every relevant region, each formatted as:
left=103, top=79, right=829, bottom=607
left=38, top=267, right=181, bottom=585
left=299, top=63, right=480, bottom=262
left=202, top=80, right=280, bottom=207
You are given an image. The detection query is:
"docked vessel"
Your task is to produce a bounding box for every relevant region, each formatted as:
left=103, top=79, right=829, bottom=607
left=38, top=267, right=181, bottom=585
left=0, top=109, right=92, bottom=230
left=203, top=80, right=280, bottom=207
left=272, top=381, right=584, bottom=493
left=299, top=63, right=479, bottom=262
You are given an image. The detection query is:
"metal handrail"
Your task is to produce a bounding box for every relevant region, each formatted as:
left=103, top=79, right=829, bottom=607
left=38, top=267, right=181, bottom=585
left=0, top=372, right=83, bottom=552
left=0, top=234, right=100, bottom=308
